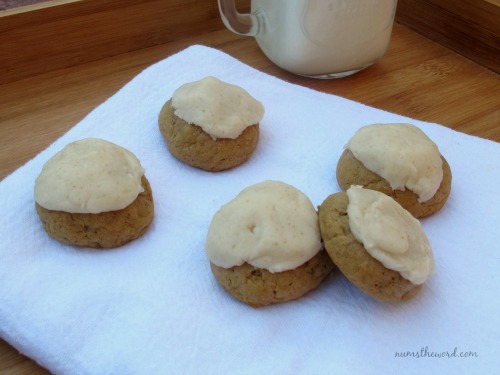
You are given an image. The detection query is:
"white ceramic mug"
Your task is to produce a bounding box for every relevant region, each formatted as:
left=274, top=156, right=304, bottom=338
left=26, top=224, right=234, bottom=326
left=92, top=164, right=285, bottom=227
left=218, top=0, right=398, bottom=78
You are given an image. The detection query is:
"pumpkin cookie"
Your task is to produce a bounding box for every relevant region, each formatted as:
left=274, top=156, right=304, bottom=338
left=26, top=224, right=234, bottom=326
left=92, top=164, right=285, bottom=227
left=34, top=138, right=154, bottom=248
left=318, top=186, right=434, bottom=302
left=158, top=76, right=263, bottom=171
left=336, top=123, right=452, bottom=218
left=206, top=180, right=334, bottom=307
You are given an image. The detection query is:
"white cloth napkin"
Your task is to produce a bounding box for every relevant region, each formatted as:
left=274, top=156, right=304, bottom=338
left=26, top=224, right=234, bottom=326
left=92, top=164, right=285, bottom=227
left=1, top=45, right=499, bottom=375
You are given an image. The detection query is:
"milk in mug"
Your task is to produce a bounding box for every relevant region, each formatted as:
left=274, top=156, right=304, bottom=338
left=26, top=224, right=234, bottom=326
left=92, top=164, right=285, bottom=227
left=219, top=0, right=398, bottom=78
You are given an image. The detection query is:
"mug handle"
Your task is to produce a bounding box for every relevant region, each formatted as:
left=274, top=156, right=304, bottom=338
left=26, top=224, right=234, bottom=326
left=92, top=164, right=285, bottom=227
left=218, top=0, right=263, bottom=36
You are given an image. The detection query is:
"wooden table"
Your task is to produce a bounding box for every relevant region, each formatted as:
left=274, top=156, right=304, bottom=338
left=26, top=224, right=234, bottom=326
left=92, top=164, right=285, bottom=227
left=0, top=4, right=499, bottom=373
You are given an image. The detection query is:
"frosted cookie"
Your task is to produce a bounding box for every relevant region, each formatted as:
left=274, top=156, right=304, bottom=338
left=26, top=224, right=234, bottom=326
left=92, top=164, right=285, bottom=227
left=35, top=138, right=154, bottom=248
left=318, top=186, right=435, bottom=302
left=205, top=180, right=334, bottom=307
left=336, top=123, right=452, bottom=218
left=158, top=76, right=264, bottom=171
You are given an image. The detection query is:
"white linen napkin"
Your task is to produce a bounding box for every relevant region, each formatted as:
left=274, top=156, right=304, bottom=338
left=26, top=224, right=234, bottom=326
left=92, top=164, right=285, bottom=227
left=1, top=45, right=499, bottom=375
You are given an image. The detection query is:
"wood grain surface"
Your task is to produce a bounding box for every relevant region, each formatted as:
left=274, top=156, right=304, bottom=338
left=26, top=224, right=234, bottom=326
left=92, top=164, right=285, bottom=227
left=0, top=0, right=225, bottom=84
left=397, top=0, right=500, bottom=72
left=0, top=1, right=499, bottom=374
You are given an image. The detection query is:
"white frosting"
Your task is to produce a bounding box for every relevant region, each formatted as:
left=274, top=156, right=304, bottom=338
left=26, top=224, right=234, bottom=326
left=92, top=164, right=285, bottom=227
left=34, top=138, right=145, bottom=214
left=171, top=76, right=264, bottom=140
left=205, top=180, right=322, bottom=273
left=347, top=123, right=443, bottom=202
left=347, top=186, right=434, bottom=284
